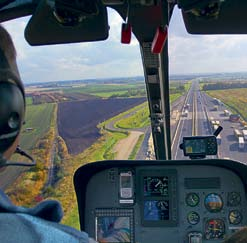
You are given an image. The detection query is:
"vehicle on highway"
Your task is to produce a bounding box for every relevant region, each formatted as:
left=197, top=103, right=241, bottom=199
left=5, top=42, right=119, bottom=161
left=216, top=134, right=221, bottom=145
left=213, top=124, right=219, bottom=132
left=229, top=114, right=241, bottom=122
left=213, top=105, right=218, bottom=111
left=213, top=98, right=220, bottom=105
left=234, top=129, right=242, bottom=138
left=224, top=110, right=230, bottom=117
left=185, top=103, right=190, bottom=109
left=1, top=1, right=247, bottom=243
left=182, top=109, right=188, bottom=117
left=238, top=137, right=245, bottom=150
left=243, top=130, right=247, bottom=140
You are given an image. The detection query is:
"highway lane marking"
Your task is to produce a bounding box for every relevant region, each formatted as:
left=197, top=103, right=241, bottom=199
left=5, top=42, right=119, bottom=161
left=174, top=115, right=186, bottom=160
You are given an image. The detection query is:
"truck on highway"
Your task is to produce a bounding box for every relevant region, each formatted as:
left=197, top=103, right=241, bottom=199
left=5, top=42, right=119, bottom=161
left=184, top=103, right=190, bottom=109
left=211, top=120, right=220, bottom=131
left=182, top=109, right=188, bottom=117
left=239, top=137, right=245, bottom=150
left=224, top=110, right=230, bottom=116
left=242, top=130, right=247, bottom=140
left=234, top=129, right=242, bottom=138
left=215, top=120, right=220, bottom=126
left=213, top=125, right=219, bottom=132
left=213, top=105, right=218, bottom=111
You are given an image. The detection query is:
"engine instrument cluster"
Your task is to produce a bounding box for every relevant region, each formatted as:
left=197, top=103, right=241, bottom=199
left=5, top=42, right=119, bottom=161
left=78, top=163, right=247, bottom=243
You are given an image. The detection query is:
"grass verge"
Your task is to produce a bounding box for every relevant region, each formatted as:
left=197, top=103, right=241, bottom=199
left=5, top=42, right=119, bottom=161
left=128, top=134, right=145, bottom=159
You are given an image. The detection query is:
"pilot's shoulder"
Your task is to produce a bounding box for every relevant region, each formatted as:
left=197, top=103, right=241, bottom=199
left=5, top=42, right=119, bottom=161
left=0, top=213, right=89, bottom=242
left=0, top=190, right=89, bottom=242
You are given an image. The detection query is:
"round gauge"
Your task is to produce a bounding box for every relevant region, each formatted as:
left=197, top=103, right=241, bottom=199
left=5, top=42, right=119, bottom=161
left=205, top=219, right=225, bottom=240
left=204, top=193, right=223, bottom=212
left=229, top=210, right=242, bottom=225
left=186, top=193, right=200, bottom=207
left=227, top=192, right=241, bottom=207
left=187, top=211, right=200, bottom=225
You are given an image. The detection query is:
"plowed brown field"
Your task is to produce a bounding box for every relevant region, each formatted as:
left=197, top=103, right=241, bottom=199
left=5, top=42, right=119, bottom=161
left=57, top=97, right=146, bottom=154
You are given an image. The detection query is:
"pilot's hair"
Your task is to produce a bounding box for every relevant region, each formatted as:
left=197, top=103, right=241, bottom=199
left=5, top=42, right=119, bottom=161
left=0, top=24, right=16, bottom=64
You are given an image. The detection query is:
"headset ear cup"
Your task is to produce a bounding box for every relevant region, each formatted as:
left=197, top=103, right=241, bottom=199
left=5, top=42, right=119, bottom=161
left=0, top=82, right=25, bottom=153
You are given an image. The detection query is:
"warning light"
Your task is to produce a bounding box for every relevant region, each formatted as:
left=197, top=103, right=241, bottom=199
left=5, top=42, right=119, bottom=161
left=151, top=26, right=168, bottom=54
left=121, top=23, right=132, bottom=44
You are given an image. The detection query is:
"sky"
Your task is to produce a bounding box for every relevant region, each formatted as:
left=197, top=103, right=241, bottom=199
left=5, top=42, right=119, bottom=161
left=3, top=7, right=247, bottom=84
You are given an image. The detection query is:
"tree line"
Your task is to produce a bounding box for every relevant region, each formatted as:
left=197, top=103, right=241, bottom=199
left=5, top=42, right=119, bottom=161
left=203, top=82, right=247, bottom=91
left=109, top=84, right=185, bottom=98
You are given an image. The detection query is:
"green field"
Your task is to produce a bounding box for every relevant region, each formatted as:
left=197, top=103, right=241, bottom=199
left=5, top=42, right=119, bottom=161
left=114, top=94, right=182, bottom=129
left=170, top=93, right=181, bottom=103
left=26, top=97, right=33, bottom=105
left=63, top=83, right=145, bottom=97
left=20, top=103, right=55, bottom=150
left=115, top=104, right=149, bottom=129
left=207, top=88, right=247, bottom=121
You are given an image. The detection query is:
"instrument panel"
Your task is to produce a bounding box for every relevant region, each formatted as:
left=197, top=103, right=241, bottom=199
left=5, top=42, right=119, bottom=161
left=74, top=160, right=247, bottom=243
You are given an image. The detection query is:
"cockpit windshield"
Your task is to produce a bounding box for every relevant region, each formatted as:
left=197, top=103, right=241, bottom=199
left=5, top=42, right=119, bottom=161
left=1, top=2, right=247, bottom=241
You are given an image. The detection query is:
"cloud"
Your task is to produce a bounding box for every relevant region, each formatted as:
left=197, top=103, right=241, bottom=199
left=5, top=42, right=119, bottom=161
left=169, top=7, right=247, bottom=74
left=2, top=6, right=247, bottom=82
left=2, top=9, right=142, bottom=83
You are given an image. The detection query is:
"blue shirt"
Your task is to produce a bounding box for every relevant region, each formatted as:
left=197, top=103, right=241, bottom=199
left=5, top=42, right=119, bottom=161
left=0, top=190, right=89, bottom=242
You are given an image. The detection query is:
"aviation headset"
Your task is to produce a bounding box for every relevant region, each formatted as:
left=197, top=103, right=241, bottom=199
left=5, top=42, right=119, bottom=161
left=0, top=48, right=25, bottom=154
left=0, top=48, right=35, bottom=166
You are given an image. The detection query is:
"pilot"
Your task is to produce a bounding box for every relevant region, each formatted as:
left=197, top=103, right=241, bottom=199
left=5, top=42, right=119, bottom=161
left=0, top=24, right=97, bottom=243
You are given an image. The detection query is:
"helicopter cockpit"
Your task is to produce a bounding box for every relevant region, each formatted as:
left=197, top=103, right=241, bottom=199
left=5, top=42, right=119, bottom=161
left=1, top=0, right=247, bottom=242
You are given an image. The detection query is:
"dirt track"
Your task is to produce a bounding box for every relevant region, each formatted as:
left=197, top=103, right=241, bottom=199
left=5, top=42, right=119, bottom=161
left=114, top=131, right=144, bottom=160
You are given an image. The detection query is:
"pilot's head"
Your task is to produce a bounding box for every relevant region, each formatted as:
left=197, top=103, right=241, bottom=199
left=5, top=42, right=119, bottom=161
left=0, top=25, right=25, bottom=162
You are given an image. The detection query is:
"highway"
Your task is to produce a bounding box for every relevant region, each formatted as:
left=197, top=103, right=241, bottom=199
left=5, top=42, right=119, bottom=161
left=171, top=80, right=247, bottom=163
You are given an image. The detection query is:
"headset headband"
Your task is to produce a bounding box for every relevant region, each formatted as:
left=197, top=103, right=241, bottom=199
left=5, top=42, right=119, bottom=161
left=0, top=47, right=25, bottom=99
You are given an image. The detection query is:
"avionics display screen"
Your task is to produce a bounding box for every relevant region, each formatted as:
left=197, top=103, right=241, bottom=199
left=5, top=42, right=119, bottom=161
left=144, top=176, right=169, bottom=196
left=144, top=200, right=169, bottom=221
left=96, top=216, right=131, bottom=243
left=95, top=209, right=134, bottom=243
left=139, top=169, right=177, bottom=227
left=184, top=139, right=206, bottom=154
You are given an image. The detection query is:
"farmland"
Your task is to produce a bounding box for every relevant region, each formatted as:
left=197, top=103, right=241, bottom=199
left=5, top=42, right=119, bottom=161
left=29, top=91, right=97, bottom=104
left=5, top=78, right=189, bottom=227
left=57, top=97, right=146, bottom=154
left=20, top=103, right=55, bottom=150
